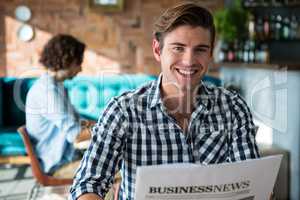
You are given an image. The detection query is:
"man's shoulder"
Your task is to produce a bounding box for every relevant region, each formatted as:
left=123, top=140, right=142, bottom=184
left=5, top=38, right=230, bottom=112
left=204, top=84, right=249, bottom=109
left=205, top=83, right=239, bottom=100
left=112, top=80, right=155, bottom=106
left=203, top=84, right=253, bottom=120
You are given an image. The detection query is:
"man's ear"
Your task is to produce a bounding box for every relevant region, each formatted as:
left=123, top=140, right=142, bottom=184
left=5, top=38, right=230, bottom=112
left=152, top=39, right=161, bottom=62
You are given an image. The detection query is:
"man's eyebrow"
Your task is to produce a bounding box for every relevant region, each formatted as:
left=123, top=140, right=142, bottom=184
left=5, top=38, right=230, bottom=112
left=169, top=42, right=186, bottom=46
left=169, top=42, right=210, bottom=49
left=194, top=44, right=210, bottom=49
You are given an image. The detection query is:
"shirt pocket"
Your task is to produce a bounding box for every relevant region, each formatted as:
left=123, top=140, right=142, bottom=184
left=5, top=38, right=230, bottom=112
left=193, top=127, right=229, bottom=164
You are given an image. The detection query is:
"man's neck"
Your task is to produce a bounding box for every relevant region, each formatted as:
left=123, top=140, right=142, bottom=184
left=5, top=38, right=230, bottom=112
left=161, top=84, right=196, bottom=116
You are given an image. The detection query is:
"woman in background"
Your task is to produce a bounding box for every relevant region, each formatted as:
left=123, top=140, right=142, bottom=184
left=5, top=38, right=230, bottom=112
left=25, top=34, right=90, bottom=179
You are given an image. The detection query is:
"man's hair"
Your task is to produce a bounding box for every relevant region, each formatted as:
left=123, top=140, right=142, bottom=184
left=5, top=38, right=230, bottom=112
left=39, top=34, right=85, bottom=71
left=153, top=2, right=215, bottom=50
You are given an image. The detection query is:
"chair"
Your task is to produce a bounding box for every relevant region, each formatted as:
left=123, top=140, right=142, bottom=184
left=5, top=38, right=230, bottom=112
left=113, top=182, right=120, bottom=200
left=17, top=125, right=73, bottom=186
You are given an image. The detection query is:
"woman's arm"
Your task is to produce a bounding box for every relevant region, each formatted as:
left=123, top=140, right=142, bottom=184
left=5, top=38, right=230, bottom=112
left=78, top=193, right=103, bottom=200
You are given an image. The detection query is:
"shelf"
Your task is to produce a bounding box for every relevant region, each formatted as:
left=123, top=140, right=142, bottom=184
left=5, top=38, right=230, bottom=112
left=243, top=1, right=300, bottom=9
left=244, top=4, right=300, bottom=19
left=262, top=39, right=300, bottom=43
left=213, top=62, right=300, bottom=70
left=244, top=4, right=300, bottom=9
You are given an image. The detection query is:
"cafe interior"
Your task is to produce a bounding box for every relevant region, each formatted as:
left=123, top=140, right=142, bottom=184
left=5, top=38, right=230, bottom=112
left=0, top=0, right=299, bottom=199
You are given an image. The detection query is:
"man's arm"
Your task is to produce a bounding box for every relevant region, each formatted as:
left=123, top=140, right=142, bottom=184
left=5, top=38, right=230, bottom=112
left=228, top=93, right=260, bottom=161
left=228, top=94, right=274, bottom=200
left=70, top=99, right=126, bottom=199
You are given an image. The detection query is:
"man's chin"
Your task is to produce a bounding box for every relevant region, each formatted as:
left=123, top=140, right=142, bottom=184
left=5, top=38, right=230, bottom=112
left=177, top=84, right=193, bottom=92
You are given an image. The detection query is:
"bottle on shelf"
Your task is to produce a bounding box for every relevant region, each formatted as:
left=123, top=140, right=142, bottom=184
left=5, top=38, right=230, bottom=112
left=263, top=15, right=271, bottom=40
left=237, top=41, right=244, bottom=62
left=256, top=15, right=265, bottom=40
left=274, top=14, right=283, bottom=40
left=255, top=41, right=262, bottom=63
left=243, top=41, right=250, bottom=63
left=290, top=15, right=298, bottom=39
left=269, top=14, right=277, bottom=39
left=282, top=16, right=291, bottom=40
left=217, top=41, right=228, bottom=63
left=248, top=40, right=256, bottom=63
left=227, top=42, right=235, bottom=62
left=296, top=15, right=300, bottom=39
left=249, top=14, right=256, bottom=40
left=260, top=43, right=270, bottom=63
left=233, top=40, right=240, bottom=62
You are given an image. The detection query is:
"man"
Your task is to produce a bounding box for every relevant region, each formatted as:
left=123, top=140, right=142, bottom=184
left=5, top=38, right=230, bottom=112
left=70, top=2, right=259, bottom=200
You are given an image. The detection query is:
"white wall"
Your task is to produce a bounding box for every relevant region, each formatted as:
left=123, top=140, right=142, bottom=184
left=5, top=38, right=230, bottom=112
left=220, top=66, right=300, bottom=200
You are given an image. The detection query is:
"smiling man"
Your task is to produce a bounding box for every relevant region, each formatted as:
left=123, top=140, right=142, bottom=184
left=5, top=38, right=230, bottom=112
left=70, top=2, right=260, bottom=200
left=153, top=23, right=213, bottom=131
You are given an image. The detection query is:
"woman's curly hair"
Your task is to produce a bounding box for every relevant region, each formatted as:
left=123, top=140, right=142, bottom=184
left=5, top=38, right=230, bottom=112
left=39, top=34, right=85, bottom=71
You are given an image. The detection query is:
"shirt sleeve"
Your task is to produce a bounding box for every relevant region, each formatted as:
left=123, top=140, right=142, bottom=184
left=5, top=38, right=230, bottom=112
left=228, top=93, right=260, bottom=162
left=70, top=98, right=127, bottom=200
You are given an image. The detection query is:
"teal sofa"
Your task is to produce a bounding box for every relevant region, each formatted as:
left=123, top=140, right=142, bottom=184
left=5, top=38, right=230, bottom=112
left=0, top=77, right=36, bottom=156
left=0, top=74, right=221, bottom=158
left=0, top=74, right=156, bottom=157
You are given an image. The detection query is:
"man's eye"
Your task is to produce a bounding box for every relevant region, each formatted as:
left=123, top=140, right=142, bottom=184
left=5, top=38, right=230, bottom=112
left=173, top=47, right=184, bottom=52
left=195, top=48, right=207, bottom=53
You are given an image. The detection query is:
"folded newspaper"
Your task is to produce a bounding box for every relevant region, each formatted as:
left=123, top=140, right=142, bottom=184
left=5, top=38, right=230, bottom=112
left=135, top=155, right=282, bottom=200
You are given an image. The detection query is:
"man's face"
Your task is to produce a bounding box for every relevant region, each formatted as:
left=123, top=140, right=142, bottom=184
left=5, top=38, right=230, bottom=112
left=153, top=25, right=212, bottom=93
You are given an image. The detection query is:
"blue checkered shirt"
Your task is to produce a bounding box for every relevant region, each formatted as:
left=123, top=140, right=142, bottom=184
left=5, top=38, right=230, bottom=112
left=70, top=76, right=260, bottom=200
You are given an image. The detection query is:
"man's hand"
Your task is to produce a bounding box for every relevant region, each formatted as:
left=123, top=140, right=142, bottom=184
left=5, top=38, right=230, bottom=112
left=77, top=193, right=103, bottom=200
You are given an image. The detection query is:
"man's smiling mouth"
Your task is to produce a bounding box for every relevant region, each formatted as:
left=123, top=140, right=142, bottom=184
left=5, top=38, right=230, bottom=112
left=176, top=69, right=198, bottom=76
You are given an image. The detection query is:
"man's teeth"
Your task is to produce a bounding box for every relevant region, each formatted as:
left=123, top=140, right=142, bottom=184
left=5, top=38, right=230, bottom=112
left=177, top=69, right=197, bottom=75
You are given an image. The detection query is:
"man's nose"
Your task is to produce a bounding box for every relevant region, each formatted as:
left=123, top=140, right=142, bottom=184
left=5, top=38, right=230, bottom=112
left=181, top=50, right=195, bottom=66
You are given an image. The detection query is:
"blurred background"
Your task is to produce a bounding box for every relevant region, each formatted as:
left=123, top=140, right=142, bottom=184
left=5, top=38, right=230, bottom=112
left=0, top=0, right=299, bottom=199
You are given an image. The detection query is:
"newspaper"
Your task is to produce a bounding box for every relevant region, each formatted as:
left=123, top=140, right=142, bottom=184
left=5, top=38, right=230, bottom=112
left=135, top=155, right=282, bottom=200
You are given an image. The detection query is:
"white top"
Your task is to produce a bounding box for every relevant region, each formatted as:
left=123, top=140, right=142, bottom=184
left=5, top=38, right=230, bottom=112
left=25, top=73, right=80, bottom=173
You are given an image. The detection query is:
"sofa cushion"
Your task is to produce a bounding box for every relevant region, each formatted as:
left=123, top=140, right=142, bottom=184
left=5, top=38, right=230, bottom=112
left=0, top=80, right=3, bottom=126
left=1, top=78, right=36, bottom=127
left=64, top=74, right=157, bottom=120
left=203, top=76, right=222, bottom=87
left=0, top=127, right=26, bottom=155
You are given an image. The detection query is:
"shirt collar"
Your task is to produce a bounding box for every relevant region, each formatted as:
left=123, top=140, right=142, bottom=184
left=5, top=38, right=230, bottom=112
left=194, top=81, right=212, bottom=110
left=148, top=73, right=163, bottom=108
left=148, top=74, right=213, bottom=110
